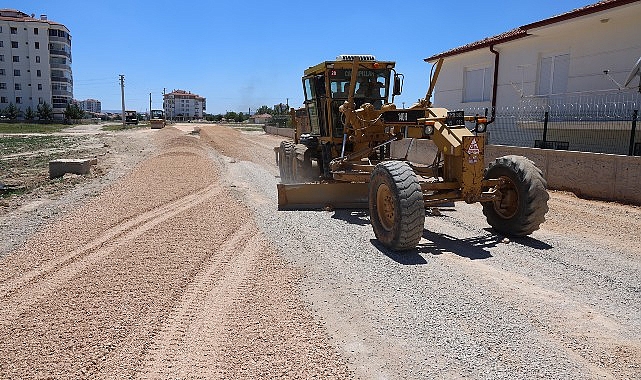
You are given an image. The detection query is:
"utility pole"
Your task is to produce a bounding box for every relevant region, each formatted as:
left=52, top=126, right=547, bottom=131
left=163, top=88, right=167, bottom=121
left=119, top=75, right=125, bottom=126
left=149, top=92, right=152, bottom=119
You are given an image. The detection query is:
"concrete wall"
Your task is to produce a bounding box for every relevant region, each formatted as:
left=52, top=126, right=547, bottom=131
left=264, top=126, right=295, bottom=138
left=391, top=139, right=641, bottom=205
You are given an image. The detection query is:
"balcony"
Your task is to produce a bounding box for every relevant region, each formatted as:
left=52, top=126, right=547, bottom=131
left=52, top=89, right=73, bottom=96
left=48, top=35, right=71, bottom=44
left=51, top=76, right=72, bottom=84
left=50, top=63, right=71, bottom=70
left=49, top=49, right=71, bottom=59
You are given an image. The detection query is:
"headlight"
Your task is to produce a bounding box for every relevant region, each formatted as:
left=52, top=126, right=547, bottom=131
left=424, top=124, right=434, bottom=135
left=475, top=123, right=487, bottom=133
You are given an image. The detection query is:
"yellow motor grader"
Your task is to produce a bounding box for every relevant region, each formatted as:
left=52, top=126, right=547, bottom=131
left=276, top=55, right=549, bottom=251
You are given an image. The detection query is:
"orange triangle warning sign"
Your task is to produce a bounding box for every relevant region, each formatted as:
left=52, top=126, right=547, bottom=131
left=467, top=138, right=480, bottom=155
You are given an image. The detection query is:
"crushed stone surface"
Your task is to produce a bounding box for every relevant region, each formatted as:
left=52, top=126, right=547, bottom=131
left=0, top=123, right=639, bottom=379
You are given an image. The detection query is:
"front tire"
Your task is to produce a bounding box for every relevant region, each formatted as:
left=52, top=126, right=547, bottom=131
left=278, top=141, right=294, bottom=183
left=482, top=155, right=549, bottom=236
left=369, top=161, right=425, bottom=251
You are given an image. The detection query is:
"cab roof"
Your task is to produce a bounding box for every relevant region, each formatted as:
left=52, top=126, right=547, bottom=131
left=304, top=57, right=396, bottom=76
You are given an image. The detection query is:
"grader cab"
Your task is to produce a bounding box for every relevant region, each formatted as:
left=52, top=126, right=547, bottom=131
left=276, top=55, right=549, bottom=251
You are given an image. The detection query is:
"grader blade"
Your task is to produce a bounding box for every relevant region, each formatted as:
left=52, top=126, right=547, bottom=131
left=277, top=182, right=369, bottom=210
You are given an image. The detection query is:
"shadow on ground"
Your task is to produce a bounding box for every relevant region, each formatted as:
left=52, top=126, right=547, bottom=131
left=331, top=209, right=370, bottom=226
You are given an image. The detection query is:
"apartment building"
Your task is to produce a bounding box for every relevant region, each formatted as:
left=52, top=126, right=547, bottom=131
left=0, top=9, right=72, bottom=119
left=163, top=89, right=206, bottom=121
left=77, top=98, right=101, bottom=113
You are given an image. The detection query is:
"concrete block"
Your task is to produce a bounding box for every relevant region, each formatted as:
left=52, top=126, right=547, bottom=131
left=614, top=155, right=641, bottom=204
left=547, top=151, right=616, bottom=199
left=49, top=158, right=97, bottom=179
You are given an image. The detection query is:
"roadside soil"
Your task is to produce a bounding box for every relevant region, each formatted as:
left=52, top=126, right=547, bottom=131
left=0, top=123, right=639, bottom=379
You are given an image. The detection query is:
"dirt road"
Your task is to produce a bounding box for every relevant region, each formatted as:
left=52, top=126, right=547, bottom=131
left=0, top=123, right=639, bottom=379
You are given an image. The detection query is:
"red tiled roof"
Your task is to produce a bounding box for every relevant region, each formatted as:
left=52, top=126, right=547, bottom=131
left=164, top=90, right=205, bottom=100
left=0, top=9, right=66, bottom=27
left=425, top=0, right=640, bottom=61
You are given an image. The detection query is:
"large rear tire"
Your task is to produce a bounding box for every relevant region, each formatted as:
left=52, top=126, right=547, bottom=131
left=482, top=155, right=549, bottom=236
left=369, top=161, right=425, bottom=251
left=278, top=141, right=294, bottom=183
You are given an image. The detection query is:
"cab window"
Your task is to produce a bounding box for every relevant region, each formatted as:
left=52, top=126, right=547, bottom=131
left=303, top=78, right=314, bottom=101
left=330, top=80, right=351, bottom=99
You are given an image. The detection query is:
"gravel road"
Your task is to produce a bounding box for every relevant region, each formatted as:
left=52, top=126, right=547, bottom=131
left=0, top=123, right=639, bottom=379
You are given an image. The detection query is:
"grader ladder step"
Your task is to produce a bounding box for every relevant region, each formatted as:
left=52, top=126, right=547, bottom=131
left=277, top=182, right=369, bottom=210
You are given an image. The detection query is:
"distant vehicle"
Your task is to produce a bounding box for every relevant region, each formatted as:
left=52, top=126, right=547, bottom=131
left=125, top=110, right=138, bottom=125
left=150, top=109, right=165, bottom=129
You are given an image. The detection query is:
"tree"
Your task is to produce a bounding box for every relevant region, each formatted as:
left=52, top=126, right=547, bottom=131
left=24, top=106, right=35, bottom=121
left=256, top=105, right=273, bottom=115
left=5, top=103, right=20, bottom=120
left=224, top=111, right=237, bottom=121
left=204, top=113, right=223, bottom=122
left=274, top=103, right=288, bottom=115
left=37, top=102, right=54, bottom=122
left=64, top=103, right=85, bottom=121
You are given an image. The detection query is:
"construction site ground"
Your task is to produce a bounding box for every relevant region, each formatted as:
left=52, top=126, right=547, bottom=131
left=0, top=123, right=639, bottom=379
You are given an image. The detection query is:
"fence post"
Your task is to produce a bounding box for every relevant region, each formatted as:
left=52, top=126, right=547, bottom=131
left=542, top=111, right=549, bottom=142
left=629, top=109, right=638, bottom=156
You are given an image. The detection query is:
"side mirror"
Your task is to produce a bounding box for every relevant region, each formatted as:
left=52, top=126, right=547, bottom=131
left=393, top=74, right=403, bottom=96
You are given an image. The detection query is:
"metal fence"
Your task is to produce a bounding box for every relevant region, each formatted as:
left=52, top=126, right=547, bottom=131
left=463, top=90, right=641, bottom=156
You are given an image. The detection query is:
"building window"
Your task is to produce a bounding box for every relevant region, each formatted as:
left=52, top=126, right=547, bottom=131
left=11, top=27, right=17, bottom=34
left=0, top=69, right=4, bottom=75
left=36, top=56, right=40, bottom=63
left=537, top=53, right=570, bottom=96
left=0, top=55, right=3, bottom=62
left=13, top=56, right=19, bottom=63
left=15, top=83, right=21, bottom=90
left=0, top=83, right=5, bottom=89
left=16, top=97, right=22, bottom=104
left=37, top=70, right=41, bottom=77
left=13, top=70, right=20, bottom=76
left=11, top=41, right=18, bottom=48
left=0, top=97, right=7, bottom=104
left=38, top=84, right=42, bottom=90
left=34, top=28, right=39, bottom=35
left=35, top=41, right=40, bottom=49
left=0, top=41, right=3, bottom=48
left=463, top=66, right=492, bottom=102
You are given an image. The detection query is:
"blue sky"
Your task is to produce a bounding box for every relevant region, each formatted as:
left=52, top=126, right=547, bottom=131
left=17, top=0, right=594, bottom=114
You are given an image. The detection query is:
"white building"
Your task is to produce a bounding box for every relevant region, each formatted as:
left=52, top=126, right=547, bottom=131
left=163, top=89, right=206, bottom=121
left=425, top=0, right=641, bottom=112
left=0, top=9, right=72, bottom=119
left=77, top=98, right=101, bottom=113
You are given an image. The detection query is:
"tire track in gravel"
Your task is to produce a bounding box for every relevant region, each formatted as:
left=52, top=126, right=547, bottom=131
left=0, top=181, right=224, bottom=325
left=138, top=223, right=262, bottom=378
